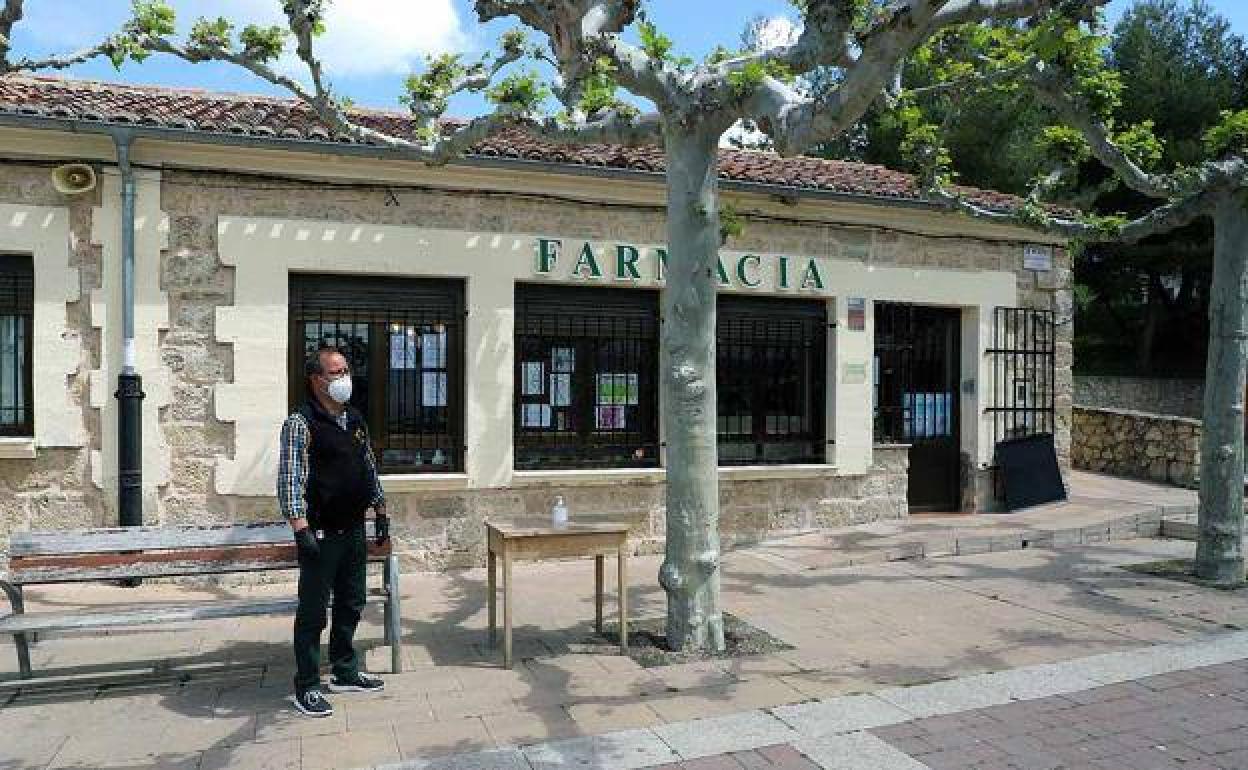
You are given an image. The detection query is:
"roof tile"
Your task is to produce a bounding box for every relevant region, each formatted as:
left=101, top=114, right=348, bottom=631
left=0, top=74, right=1025, bottom=212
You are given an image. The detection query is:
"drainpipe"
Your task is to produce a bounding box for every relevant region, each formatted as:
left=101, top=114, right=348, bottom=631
left=112, top=129, right=144, bottom=528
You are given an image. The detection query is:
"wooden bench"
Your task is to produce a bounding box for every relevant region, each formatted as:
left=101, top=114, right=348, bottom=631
left=0, top=521, right=402, bottom=680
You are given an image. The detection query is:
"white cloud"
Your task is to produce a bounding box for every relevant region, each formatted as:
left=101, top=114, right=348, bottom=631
left=13, top=0, right=468, bottom=78
left=745, top=16, right=801, bottom=52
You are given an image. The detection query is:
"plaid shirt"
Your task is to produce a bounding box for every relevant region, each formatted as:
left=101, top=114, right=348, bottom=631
left=277, top=409, right=386, bottom=521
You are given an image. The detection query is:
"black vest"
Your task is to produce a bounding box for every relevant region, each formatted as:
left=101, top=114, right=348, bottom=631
left=298, top=400, right=374, bottom=530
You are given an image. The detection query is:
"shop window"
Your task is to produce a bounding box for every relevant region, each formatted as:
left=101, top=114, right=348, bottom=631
left=514, top=285, right=659, bottom=470
left=0, top=255, right=32, bottom=437
left=289, top=274, right=465, bottom=473
left=717, top=296, right=826, bottom=465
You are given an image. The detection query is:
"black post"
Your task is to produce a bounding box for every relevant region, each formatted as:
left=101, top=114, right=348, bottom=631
left=116, top=372, right=144, bottom=527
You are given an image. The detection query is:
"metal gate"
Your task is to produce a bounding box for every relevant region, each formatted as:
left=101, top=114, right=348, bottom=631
left=986, top=307, right=1056, bottom=446
left=875, top=303, right=962, bottom=512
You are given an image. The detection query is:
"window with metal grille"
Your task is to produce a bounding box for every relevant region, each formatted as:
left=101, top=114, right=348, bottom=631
left=988, top=307, right=1056, bottom=445
left=717, top=296, right=826, bottom=465
left=0, top=255, right=32, bottom=437
left=514, top=284, right=659, bottom=470
left=288, top=274, right=465, bottom=473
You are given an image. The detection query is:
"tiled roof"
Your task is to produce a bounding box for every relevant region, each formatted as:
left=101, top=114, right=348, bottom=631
left=0, top=74, right=1024, bottom=211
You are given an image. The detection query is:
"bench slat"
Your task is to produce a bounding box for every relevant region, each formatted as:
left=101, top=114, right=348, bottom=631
left=0, top=598, right=302, bottom=633
left=9, top=543, right=393, bottom=584
left=9, top=521, right=382, bottom=557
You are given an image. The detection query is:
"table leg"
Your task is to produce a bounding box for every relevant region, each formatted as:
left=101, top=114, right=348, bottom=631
left=618, top=544, right=628, bottom=652
left=594, top=554, right=604, bottom=634
left=503, top=547, right=513, bottom=669
left=487, top=549, right=497, bottom=647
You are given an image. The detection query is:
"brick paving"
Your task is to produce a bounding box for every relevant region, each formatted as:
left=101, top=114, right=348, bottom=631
left=868, top=658, right=1248, bottom=770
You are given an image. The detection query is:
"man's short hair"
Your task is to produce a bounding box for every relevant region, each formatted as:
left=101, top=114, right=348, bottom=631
left=304, top=346, right=343, bottom=378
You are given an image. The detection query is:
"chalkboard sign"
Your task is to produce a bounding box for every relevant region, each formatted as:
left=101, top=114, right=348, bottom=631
left=995, top=432, right=1066, bottom=511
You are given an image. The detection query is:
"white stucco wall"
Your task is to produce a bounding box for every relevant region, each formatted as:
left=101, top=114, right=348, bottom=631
left=0, top=202, right=84, bottom=454
left=214, top=220, right=1018, bottom=496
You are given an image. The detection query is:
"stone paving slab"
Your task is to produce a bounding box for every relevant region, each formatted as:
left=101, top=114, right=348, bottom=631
left=369, top=630, right=1248, bottom=769
left=2, top=473, right=1241, bottom=770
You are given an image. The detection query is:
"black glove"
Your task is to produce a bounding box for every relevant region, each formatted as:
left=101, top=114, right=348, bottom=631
left=294, top=527, right=320, bottom=562
left=374, top=514, right=390, bottom=546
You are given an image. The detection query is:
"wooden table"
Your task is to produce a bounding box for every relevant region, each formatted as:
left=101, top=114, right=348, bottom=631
left=486, top=519, right=629, bottom=668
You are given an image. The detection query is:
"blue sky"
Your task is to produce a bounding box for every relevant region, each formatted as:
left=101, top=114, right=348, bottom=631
left=7, top=0, right=1247, bottom=117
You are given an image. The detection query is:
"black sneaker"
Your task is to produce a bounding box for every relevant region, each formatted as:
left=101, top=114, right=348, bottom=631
left=327, top=671, right=384, bottom=693
left=292, top=687, right=333, bottom=717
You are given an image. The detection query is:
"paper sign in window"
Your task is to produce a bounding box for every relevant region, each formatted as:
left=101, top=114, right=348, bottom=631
left=521, top=403, right=551, bottom=427
left=549, top=373, right=572, bottom=406
left=521, top=362, right=545, bottom=395
left=596, top=373, right=639, bottom=405
left=595, top=405, right=627, bottom=429
left=421, top=372, right=447, bottom=407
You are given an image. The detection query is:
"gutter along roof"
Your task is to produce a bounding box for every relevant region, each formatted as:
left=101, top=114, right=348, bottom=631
left=0, top=74, right=1028, bottom=214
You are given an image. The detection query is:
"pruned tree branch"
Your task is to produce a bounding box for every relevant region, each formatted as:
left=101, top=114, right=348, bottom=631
left=715, top=0, right=857, bottom=80
left=0, top=0, right=125, bottom=74
left=926, top=182, right=1221, bottom=244
left=1028, top=65, right=1174, bottom=199
left=142, top=25, right=661, bottom=163
left=766, top=0, right=1072, bottom=156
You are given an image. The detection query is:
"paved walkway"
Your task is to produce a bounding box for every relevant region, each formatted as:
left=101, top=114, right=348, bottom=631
left=438, top=633, right=1248, bottom=770
left=2, top=473, right=1243, bottom=770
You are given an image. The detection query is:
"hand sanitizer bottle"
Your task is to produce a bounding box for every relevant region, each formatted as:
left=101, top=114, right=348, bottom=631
left=551, top=495, right=568, bottom=529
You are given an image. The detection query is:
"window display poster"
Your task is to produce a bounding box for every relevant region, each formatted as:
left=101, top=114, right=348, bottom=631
left=551, top=346, right=575, bottom=372
left=522, top=403, right=551, bottom=427
left=595, top=405, right=627, bottom=429
left=903, top=392, right=950, bottom=438
left=596, top=373, right=639, bottom=405
left=421, top=330, right=446, bottom=369
left=521, top=362, right=545, bottom=395
left=389, top=329, right=418, bottom=370
left=421, top=371, right=447, bottom=407
left=549, top=372, right=572, bottom=406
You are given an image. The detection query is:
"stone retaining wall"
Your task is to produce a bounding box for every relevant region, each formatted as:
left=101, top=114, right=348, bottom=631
left=1072, top=406, right=1201, bottom=487
left=1075, top=376, right=1204, bottom=418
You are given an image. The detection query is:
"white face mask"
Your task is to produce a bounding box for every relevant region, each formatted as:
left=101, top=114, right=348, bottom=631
left=326, top=375, right=353, bottom=404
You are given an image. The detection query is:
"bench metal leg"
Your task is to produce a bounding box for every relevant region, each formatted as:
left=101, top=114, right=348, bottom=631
left=0, top=580, right=31, bottom=679
left=382, top=558, right=393, bottom=646
left=385, top=554, right=402, bottom=674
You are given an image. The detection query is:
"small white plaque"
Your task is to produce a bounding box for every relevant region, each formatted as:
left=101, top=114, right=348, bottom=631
left=1023, top=244, right=1053, bottom=272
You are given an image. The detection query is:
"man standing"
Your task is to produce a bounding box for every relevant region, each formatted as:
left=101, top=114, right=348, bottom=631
left=278, top=346, right=389, bottom=717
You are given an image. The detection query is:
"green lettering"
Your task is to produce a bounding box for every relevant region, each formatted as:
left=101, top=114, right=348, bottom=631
left=537, top=238, right=561, bottom=274
left=616, top=244, right=641, bottom=280
left=655, top=248, right=668, bottom=282
left=716, top=256, right=731, bottom=286
left=800, top=258, right=824, bottom=290
left=778, top=256, right=790, bottom=288
left=736, top=254, right=761, bottom=288
left=571, top=242, right=602, bottom=278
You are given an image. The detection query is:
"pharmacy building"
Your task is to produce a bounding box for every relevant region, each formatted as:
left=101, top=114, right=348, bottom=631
left=0, top=75, right=1071, bottom=569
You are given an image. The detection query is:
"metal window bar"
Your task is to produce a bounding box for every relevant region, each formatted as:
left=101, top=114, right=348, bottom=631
left=987, top=306, right=1056, bottom=448
left=0, top=255, right=33, bottom=437
left=289, top=275, right=465, bottom=474
left=716, top=296, right=826, bottom=465
left=514, top=285, right=660, bottom=470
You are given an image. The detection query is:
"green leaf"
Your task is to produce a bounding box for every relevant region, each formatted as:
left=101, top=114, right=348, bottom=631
left=1205, top=109, right=1248, bottom=156
left=240, top=24, right=287, bottom=62
left=485, top=70, right=550, bottom=113
left=637, top=21, right=673, bottom=62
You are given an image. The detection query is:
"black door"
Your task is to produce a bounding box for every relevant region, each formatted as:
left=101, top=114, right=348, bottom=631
left=875, top=303, right=962, bottom=512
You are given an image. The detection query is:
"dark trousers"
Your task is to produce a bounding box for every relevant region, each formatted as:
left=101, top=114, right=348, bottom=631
left=293, top=523, right=367, bottom=691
